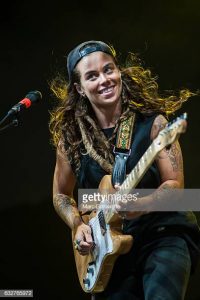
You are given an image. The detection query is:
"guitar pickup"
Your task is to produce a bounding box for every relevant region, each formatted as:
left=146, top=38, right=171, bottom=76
left=98, top=210, right=107, bottom=235
left=87, top=267, right=94, bottom=276
left=83, top=278, right=90, bottom=287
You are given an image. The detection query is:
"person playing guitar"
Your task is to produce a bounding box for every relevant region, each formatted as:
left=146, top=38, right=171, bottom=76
left=49, top=40, right=200, bottom=300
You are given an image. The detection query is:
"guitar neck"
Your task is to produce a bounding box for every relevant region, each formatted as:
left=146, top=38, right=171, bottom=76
left=120, top=140, right=160, bottom=193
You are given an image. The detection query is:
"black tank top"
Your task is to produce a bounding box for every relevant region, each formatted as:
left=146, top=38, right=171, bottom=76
left=77, top=112, right=160, bottom=189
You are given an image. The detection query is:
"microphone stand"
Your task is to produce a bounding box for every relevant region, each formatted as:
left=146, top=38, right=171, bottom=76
left=0, top=114, right=19, bottom=132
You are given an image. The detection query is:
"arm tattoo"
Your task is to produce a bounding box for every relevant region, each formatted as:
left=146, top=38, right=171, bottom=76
left=154, top=115, right=167, bottom=131
left=165, top=142, right=183, bottom=172
left=153, top=183, right=182, bottom=206
left=153, top=116, right=183, bottom=172
left=151, top=114, right=167, bottom=142
left=54, top=193, right=77, bottom=207
left=154, top=183, right=176, bottom=200
left=53, top=194, right=82, bottom=230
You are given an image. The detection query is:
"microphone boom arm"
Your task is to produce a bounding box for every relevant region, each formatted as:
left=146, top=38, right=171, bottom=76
left=0, top=118, right=19, bottom=132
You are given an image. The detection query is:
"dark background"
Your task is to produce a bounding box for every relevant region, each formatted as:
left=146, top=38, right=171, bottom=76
left=0, top=0, right=199, bottom=299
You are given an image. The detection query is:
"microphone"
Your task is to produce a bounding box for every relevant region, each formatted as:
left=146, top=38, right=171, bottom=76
left=7, top=90, right=42, bottom=116
left=0, top=90, right=42, bottom=127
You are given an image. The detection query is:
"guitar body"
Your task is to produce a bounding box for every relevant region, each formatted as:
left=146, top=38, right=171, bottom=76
left=72, top=175, right=134, bottom=293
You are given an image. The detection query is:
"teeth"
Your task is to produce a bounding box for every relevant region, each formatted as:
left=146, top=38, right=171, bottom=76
left=100, top=87, right=113, bottom=94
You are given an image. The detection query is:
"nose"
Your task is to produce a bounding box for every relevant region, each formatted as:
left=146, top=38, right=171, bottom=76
left=99, top=73, right=110, bottom=84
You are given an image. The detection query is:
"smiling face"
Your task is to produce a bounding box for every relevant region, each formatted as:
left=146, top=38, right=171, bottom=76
left=74, top=51, right=122, bottom=110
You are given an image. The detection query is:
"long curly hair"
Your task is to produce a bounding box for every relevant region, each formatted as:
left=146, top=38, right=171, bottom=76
left=49, top=50, right=195, bottom=174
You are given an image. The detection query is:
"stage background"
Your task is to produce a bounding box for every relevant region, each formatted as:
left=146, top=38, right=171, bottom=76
left=0, top=0, right=199, bottom=299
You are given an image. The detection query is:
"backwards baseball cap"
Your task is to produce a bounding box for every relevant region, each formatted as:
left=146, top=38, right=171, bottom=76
left=67, top=40, right=116, bottom=81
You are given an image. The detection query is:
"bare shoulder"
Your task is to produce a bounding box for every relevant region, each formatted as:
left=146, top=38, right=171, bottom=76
left=150, top=114, right=168, bottom=140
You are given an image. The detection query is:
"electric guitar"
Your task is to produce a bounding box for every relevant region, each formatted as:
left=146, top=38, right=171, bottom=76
left=72, top=113, right=187, bottom=293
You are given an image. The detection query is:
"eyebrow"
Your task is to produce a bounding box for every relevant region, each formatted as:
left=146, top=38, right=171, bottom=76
left=84, top=62, right=114, bottom=77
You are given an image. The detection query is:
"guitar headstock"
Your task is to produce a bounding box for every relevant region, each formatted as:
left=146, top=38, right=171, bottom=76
left=155, top=113, right=187, bottom=150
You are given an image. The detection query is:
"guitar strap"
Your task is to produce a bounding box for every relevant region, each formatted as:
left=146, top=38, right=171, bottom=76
left=111, top=113, right=136, bottom=187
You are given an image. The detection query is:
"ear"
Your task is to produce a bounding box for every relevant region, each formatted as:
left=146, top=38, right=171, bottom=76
left=74, top=83, right=85, bottom=97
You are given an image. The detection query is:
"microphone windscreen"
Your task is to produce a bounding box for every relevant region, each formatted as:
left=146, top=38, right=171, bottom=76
left=25, top=91, right=42, bottom=104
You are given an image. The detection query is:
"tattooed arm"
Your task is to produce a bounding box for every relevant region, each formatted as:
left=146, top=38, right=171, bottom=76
left=121, top=114, right=184, bottom=219
left=53, top=149, right=93, bottom=255
left=152, top=114, right=184, bottom=189
left=53, top=149, right=82, bottom=230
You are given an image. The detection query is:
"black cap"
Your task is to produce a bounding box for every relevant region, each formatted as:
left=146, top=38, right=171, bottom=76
left=67, top=40, right=116, bottom=81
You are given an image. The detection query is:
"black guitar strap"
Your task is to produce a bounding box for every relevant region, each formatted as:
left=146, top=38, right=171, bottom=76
left=111, top=113, right=136, bottom=187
